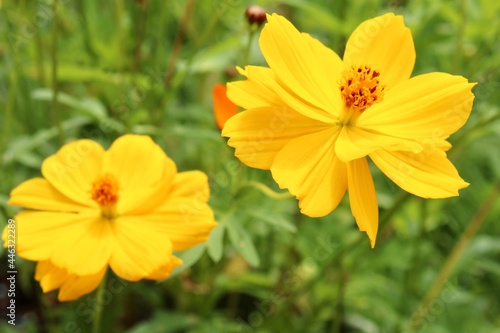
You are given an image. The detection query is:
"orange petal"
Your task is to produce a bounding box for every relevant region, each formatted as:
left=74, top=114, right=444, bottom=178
left=213, top=83, right=238, bottom=130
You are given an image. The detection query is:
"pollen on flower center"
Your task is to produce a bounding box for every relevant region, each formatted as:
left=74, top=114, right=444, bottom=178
left=340, top=65, right=385, bottom=111
left=90, top=174, right=119, bottom=219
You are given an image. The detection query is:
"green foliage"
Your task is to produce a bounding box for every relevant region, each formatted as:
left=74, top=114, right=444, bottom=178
left=1, top=0, right=499, bottom=332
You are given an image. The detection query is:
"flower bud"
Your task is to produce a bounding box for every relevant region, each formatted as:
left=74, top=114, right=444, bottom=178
left=245, top=5, right=266, bottom=27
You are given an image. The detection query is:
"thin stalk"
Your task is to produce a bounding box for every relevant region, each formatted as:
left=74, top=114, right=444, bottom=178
left=133, top=1, right=148, bottom=75
left=243, top=29, right=256, bottom=66
left=115, top=0, right=125, bottom=72
left=52, top=0, right=64, bottom=144
left=164, top=0, right=195, bottom=88
left=240, top=181, right=292, bottom=200
left=35, top=22, right=46, bottom=86
left=76, top=0, right=98, bottom=63
left=91, top=271, right=109, bottom=333
left=453, top=0, right=467, bottom=72
left=410, top=180, right=500, bottom=330
left=333, top=268, right=348, bottom=333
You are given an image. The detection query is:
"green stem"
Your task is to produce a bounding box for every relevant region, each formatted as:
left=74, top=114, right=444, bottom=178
left=243, top=29, right=256, bottom=66
left=333, top=267, right=348, bottom=333
left=410, top=180, right=500, bottom=330
left=240, top=181, right=292, bottom=200
left=92, top=271, right=109, bottom=333
left=35, top=21, right=46, bottom=86
left=115, top=0, right=124, bottom=72
left=52, top=0, right=64, bottom=145
left=453, top=0, right=467, bottom=72
left=76, top=0, right=98, bottom=63
left=164, top=0, right=195, bottom=88
left=133, top=1, right=148, bottom=75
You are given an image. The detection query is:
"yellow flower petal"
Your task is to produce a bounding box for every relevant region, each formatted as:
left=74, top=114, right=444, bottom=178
left=346, top=158, right=378, bottom=248
left=343, top=13, right=415, bottom=89
left=168, top=170, right=210, bottom=199
left=358, top=73, right=476, bottom=143
left=102, top=134, right=176, bottom=215
left=109, top=217, right=174, bottom=281
left=8, top=178, right=92, bottom=213
left=335, top=125, right=423, bottom=162
left=145, top=256, right=183, bottom=280
left=35, top=261, right=106, bottom=301
left=234, top=66, right=337, bottom=123
left=7, top=211, right=98, bottom=263
left=227, top=66, right=282, bottom=109
left=41, top=139, right=104, bottom=208
left=223, top=106, right=330, bottom=169
left=370, top=149, right=469, bottom=198
left=35, top=261, right=67, bottom=293
left=271, top=128, right=347, bottom=217
left=138, top=171, right=217, bottom=251
left=50, top=216, right=113, bottom=276
left=142, top=199, right=216, bottom=251
left=260, top=14, right=343, bottom=120
left=57, top=266, right=106, bottom=301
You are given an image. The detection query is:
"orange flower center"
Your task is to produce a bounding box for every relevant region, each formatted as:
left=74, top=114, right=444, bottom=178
left=340, top=65, right=385, bottom=111
left=90, top=174, right=119, bottom=219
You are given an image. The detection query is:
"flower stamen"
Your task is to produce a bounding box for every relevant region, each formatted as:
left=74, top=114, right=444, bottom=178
left=340, top=65, right=385, bottom=111
left=90, top=174, right=119, bottom=219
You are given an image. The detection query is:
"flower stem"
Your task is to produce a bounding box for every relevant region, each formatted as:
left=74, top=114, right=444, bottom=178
left=410, top=180, right=500, bottom=330
left=164, top=0, right=195, bottom=88
left=243, top=29, right=256, bottom=66
left=92, top=271, right=108, bottom=333
left=115, top=0, right=124, bottom=72
left=240, top=181, right=292, bottom=200
left=51, top=0, right=64, bottom=145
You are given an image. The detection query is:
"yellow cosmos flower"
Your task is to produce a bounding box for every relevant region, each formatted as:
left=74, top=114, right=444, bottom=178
left=2, top=134, right=217, bottom=301
left=222, top=13, right=475, bottom=247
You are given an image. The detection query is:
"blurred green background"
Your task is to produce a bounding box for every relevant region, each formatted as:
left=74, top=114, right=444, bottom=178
left=1, top=0, right=500, bottom=332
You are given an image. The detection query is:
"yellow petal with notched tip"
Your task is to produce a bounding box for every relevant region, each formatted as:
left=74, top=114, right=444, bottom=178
left=343, top=13, right=415, bottom=90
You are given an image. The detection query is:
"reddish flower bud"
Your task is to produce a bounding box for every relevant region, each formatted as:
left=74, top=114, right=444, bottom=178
left=245, top=5, right=266, bottom=27
left=225, top=66, right=238, bottom=79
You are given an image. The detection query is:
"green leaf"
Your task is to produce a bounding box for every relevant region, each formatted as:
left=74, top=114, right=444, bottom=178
left=249, top=211, right=297, bottom=233
left=124, top=311, right=197, bottom=333
left=226, top=219, right=260, bottom=267
left=31, top=88, right=107, bottom=120
left=207, top=223, right=225, bottom=262
left=169, top=244, right=207, bottom=278
left=2, top=116, right=93, bottom=166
